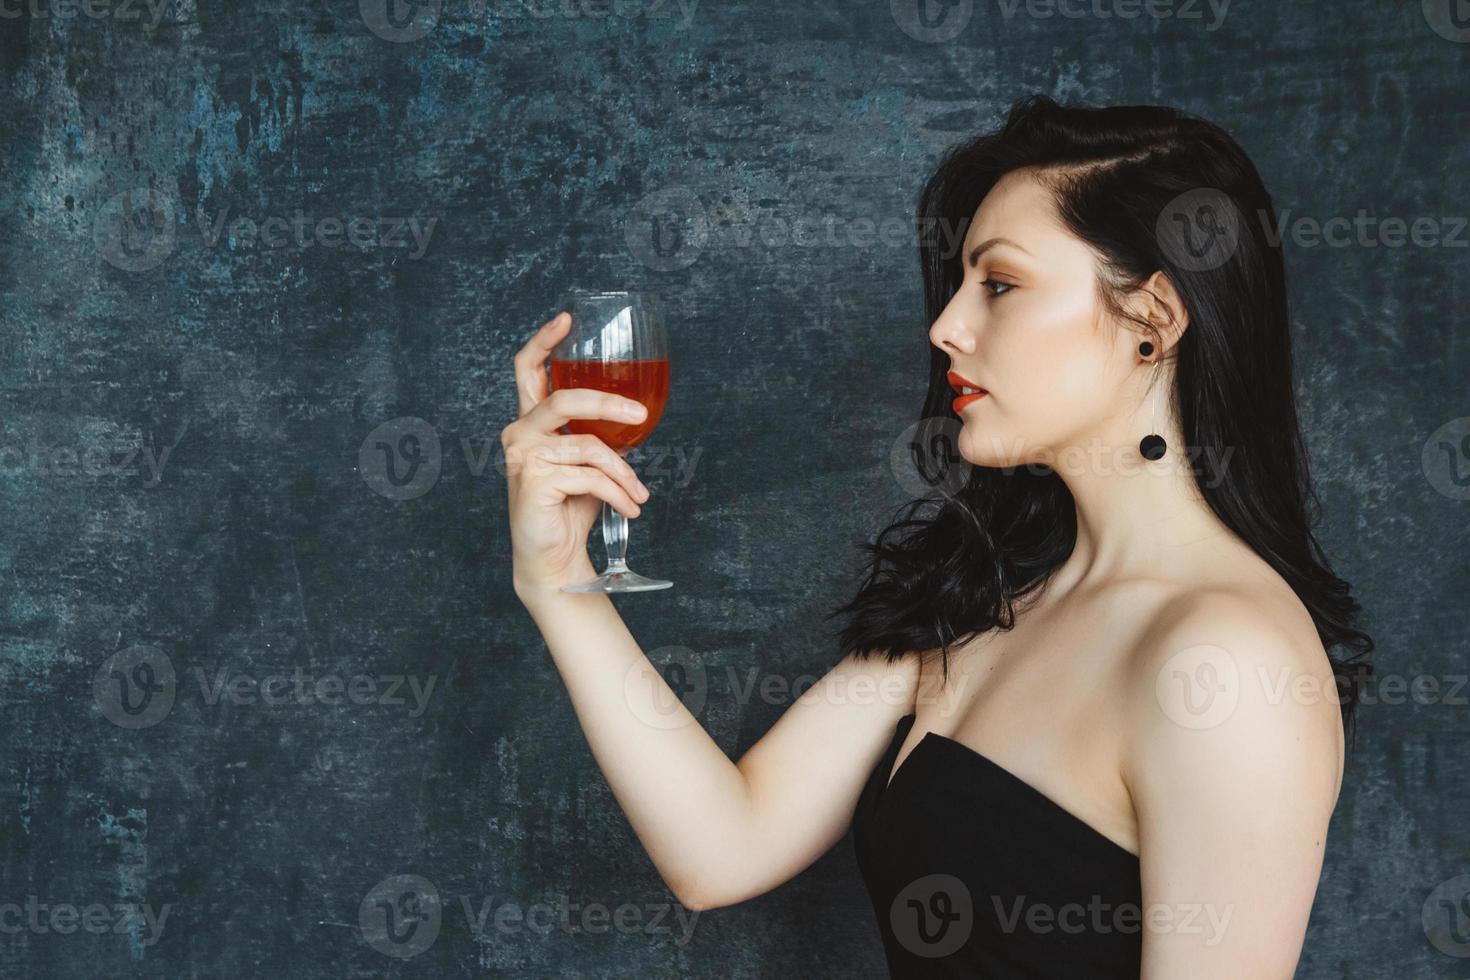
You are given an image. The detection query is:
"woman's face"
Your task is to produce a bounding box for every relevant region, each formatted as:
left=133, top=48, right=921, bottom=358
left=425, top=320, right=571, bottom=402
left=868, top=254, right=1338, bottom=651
left=929, top=168, right=1146, bottom=470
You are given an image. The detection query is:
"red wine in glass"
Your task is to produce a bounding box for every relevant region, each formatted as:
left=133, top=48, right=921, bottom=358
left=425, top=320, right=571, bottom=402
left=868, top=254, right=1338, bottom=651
left=550, top=358, right=671, bottom=451
left=549, top=290, right=673, bottom=593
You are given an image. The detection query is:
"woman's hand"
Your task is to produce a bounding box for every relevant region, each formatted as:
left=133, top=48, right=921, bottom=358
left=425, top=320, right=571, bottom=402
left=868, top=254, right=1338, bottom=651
left=501, top=311, right=653, bottom=598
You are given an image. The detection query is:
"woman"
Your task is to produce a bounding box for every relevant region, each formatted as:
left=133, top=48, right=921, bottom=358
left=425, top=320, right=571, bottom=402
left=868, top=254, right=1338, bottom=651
left=500, top=94, right=1373, bottom=978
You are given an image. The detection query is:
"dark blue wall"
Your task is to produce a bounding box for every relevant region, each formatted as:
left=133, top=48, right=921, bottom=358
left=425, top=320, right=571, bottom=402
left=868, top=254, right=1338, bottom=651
left=2, top=1, right=1466, bottom=976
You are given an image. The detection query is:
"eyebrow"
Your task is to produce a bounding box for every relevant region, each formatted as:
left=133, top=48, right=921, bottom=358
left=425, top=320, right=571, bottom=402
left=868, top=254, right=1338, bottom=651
left=965, top=237, right=1031, bottom=268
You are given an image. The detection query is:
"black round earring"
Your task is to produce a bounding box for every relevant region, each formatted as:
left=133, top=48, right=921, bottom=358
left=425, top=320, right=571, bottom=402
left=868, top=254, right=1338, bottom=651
left=1139, top=340, right=1166, bottom=459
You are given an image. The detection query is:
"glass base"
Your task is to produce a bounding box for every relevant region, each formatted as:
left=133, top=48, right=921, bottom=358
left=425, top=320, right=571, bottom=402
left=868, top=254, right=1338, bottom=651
left=561, top=566, right=673, bottom=593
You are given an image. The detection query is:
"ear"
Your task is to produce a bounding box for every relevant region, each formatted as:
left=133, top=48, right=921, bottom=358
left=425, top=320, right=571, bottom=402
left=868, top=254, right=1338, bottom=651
left=1132, top=271, right=1189, bottom=354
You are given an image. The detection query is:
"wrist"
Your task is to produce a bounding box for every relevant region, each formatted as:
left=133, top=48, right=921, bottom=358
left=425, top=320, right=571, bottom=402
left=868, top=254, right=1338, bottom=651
left=514, top=574, right=602, bottom=613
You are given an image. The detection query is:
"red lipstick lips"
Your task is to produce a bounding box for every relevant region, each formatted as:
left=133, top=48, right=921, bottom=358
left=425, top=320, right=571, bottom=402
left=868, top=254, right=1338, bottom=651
left=947, top=370, right=988, bottom=413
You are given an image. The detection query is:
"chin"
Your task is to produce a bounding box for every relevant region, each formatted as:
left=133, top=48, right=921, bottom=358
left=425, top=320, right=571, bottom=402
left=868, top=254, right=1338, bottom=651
left=958, top=423, right=1040, bottom=470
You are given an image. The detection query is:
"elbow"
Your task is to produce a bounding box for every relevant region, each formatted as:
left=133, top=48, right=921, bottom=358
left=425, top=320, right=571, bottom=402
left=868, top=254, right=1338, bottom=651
left=676, top=892, right=710, bottom=913
left=672, top=882, right=719, bottom=913
left=669, top=876, right=735, bottom=913
left=664, top=847, right=765, bottom=911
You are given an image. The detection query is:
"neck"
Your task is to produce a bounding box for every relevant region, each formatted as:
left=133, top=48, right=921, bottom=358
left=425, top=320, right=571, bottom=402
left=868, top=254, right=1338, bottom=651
left=1043, top=430, right=1239, bottom=596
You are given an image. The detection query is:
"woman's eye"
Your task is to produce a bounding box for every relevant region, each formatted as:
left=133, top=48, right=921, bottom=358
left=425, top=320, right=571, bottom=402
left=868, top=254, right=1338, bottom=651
left=981, top=278, right=1014, bottom=297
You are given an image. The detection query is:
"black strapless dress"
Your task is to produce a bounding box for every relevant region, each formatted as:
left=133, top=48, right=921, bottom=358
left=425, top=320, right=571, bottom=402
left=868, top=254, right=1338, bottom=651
left=852, top=713, right=1143, bottom=978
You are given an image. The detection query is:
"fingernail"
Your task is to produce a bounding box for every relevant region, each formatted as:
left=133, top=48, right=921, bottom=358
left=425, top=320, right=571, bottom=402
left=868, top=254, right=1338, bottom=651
left=624, top=402, right=647, bottom=420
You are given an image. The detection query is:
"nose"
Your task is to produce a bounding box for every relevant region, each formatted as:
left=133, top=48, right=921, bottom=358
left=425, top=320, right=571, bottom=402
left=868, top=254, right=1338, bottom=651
left=928, top=294, right=977, bottom=355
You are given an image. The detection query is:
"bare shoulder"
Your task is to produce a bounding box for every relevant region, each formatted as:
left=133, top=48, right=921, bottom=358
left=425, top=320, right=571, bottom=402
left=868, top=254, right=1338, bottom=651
left=1117, top=583, right=1348, bottom=972
left=1121, top=583, right=1346, bottom=812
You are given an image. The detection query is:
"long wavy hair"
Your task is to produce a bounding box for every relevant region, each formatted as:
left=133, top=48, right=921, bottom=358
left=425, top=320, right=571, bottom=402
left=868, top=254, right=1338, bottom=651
left=827, top=94, right=1374, bottom=748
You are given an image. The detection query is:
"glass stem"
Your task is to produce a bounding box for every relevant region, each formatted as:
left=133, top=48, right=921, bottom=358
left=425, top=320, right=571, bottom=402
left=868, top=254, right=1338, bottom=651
left=601, top=499, right=630, bottom=572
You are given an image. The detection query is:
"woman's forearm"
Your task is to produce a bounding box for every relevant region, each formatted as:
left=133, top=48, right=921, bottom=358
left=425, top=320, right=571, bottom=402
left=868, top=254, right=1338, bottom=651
left=517, top=586, right=754, bottom=907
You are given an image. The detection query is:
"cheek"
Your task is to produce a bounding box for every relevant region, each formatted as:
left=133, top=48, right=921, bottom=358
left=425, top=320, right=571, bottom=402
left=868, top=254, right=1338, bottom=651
left=988, top=290, right=1112, bottom=427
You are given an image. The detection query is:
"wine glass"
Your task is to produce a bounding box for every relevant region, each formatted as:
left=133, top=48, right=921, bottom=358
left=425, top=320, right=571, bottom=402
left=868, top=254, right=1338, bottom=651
left=550, top=289, right=673, bottom=593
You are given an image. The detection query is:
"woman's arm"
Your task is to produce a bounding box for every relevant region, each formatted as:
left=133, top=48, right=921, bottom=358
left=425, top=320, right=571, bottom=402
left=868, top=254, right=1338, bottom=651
left=518, top=584, right=919, bottom=911
left=502, top=310, right=917, bottom=910
left=1123, top=590, right=1345, bottom=979
left=504, top=310, right=920, bottom=910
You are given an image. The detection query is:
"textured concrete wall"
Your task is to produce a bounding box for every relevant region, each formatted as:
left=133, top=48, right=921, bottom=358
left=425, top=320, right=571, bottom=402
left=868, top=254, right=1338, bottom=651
left=1, top=1, right=1466, bottom=977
